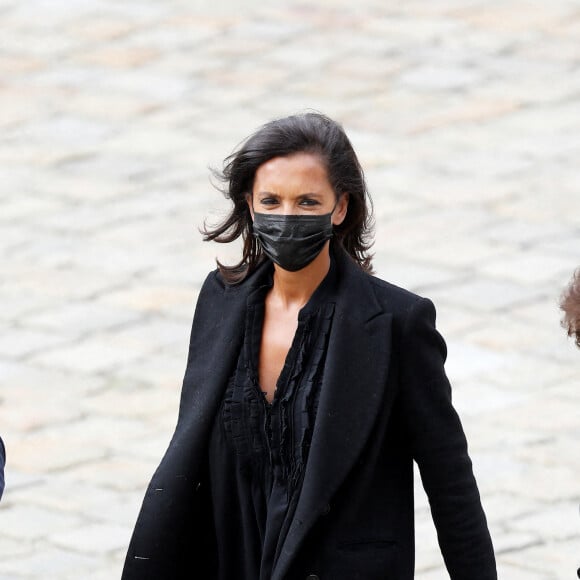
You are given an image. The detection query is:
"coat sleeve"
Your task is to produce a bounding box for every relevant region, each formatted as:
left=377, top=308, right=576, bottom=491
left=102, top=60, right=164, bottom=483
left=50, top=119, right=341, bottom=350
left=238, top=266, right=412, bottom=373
left=398, top=297, right=497, bottom=579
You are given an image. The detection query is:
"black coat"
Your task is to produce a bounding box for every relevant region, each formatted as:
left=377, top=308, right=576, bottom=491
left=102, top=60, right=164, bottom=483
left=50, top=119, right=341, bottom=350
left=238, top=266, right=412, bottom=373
left=0, top=436, right=5, bottom=501
left=122, top=248, right=496, bottom=580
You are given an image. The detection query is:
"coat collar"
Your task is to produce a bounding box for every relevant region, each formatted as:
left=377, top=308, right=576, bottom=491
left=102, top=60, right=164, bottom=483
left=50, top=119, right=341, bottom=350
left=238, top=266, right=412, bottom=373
left=272, top=248, right=393, bottom=580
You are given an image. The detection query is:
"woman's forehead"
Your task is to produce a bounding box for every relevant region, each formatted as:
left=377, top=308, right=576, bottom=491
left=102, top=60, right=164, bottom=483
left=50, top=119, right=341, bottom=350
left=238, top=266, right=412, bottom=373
left=254, top=153, right=330, bottom=189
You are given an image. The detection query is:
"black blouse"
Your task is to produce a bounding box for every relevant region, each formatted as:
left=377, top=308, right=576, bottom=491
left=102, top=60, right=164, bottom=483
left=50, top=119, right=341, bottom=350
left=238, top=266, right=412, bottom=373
left=208, top=262, right=337, bottom=580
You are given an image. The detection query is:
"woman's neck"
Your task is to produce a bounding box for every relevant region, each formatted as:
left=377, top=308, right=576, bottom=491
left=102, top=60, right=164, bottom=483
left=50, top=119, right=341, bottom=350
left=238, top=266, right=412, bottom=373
left=269, top=242, right=331, bottom=310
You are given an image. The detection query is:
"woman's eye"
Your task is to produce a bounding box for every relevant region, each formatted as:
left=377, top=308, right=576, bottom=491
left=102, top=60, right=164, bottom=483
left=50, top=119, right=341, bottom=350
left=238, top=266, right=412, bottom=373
left=299, top=199, right=320, bottom=206
left=260, top=198, right=279, bottom=205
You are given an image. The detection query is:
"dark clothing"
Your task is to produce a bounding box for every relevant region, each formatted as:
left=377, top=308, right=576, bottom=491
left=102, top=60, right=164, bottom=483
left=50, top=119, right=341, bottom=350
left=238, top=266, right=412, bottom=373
left=0, top=436, right=5, bottom=500
left=123, top=245, right=497, bottom=580
left=209, top=263, right=336, bottom=580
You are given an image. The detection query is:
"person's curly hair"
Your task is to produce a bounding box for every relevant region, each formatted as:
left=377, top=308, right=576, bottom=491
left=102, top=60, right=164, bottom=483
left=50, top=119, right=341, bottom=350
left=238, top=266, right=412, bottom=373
left=560, top=269, right=580, bottom=347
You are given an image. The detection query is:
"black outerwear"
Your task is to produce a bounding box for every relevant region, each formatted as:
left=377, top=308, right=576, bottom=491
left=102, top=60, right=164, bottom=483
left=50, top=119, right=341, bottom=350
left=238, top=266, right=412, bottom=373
left=0, top=436, right=5, bottom=500
left=122, top=247, right=497, bottom=580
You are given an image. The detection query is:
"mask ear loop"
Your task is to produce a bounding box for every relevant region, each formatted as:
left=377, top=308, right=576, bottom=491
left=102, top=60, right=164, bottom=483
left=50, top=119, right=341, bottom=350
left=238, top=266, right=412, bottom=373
left=329, top=195, right=340, bottom=217
left=328, top=195, right=341, bottom=240
left=329, top=192, right=346, bottom=223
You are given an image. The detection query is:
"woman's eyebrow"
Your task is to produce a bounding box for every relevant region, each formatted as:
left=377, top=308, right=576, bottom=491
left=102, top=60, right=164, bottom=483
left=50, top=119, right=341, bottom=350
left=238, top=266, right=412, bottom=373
left=256, top=192, right=323, bottom=198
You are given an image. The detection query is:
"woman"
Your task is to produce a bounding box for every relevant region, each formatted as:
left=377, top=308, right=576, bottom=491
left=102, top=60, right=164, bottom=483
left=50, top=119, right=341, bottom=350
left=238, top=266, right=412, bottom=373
left=123, top=113, right=496, bottom=579
left=560, top=269, right=580, bottom=348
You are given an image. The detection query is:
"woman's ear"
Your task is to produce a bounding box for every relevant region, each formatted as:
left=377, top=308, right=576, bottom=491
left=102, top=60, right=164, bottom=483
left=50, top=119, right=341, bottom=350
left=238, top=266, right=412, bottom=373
left=245, top=193, right=255, bottom=221
left=332, top=193, right=349, bottom=226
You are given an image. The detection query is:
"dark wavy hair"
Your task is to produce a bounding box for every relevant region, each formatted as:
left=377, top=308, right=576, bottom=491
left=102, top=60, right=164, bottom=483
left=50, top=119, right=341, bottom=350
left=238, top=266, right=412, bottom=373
left=560, top=269, right=580, bottom=348
left=202, top=112, right=374, bottom=284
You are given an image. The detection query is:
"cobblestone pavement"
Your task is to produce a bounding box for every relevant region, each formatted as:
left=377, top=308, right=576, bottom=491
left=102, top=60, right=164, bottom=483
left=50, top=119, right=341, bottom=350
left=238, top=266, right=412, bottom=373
left=1, top=0, right=579, bottom=578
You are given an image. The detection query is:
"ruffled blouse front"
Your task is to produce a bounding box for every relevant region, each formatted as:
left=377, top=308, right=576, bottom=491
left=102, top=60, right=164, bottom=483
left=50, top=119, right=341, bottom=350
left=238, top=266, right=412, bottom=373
left=208, top=263, right=337, bottom=580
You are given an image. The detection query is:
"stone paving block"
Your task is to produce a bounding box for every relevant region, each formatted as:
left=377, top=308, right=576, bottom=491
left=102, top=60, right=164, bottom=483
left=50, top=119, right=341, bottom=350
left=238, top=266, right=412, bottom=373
left=479, top=493, right=540, bottom=526
left=0, top=326, right=74, bottom=359
left=0, top=360, right=103, bottom=397
left=29, top=340, right=146, bottom=374
left=482, top=219, right=575, bottom=248
left=496, top=191, right=580, bottom=227
left=7, top=434, right=107, bottom=473
left=63, top=456, right=160, bottom=492
left=1, top=266, right=126, bottom=303
left=442, top=339, right=505, bottom=383
left=452, top=380, right=528, bottom=418
left=508, top=501, right=580, bottom=542
left=71, top=558, right=124, bottom=580
left=111, top=353, right=188, bottom=394
left=45, top=415, right=148, bottom=447
left=13, top=115, right=115, bottom=149
left=78, top=45, right=161, bottom=69
left=118, top=431, right=174, bottom=463
left=481, top=353, right=578, bottom=391
left=0, top=536, right=34, bottom=560
left=417, top=302, right=488, bottom=337
left=7, top=476, right=141, bottom=524
left=0, top=290, right=59, bottom=324
left=408, top=97, right=521, bottom=134
left=453, top=2, right=574, bottom=32
left=415, top=568, right=452, bottom=580
left=65, top=91, right=159, bottom=120
left=392, top=235, right=516, bottom=270
left=29, top=203, right=138, bottom=235
left=1, top=505, right=84, bottom=542
left=492, top=462, right=578, bottom=503
left=489, top=396, right=579, bottom=435
left=426, top=277, right=543, bottom=312
left=479, top=251, right=577, bottom=286
left=0, top=547, right=101, bottom=578
left=81, top=382, right=178, bottom=419
left=500, top=538, right=579, bottom=578
left=0, top=197, right=62, bottom=222
left=494, top=562, right=554, bottom=580
left=512, top=297, right=574, bottom=329
left=0, top=386, right=82, bottom=433
left=492, top=529, right=542, bottom=556
left=0, top=467, right=46, bottom=496
left=93, top=284, right=197, bottom=320
left=373, top=253, right=462, bottom=294
left=463, top=316, right=562, bottom=355
left=50, top=522, right=131, bottom=553
left=398, top=64, right=484, bottom=92
left=64, top=15, right=136, bottom=42
left=19, top=301, right=143, bottom=336
left=516, top=432, right=580, bottom=475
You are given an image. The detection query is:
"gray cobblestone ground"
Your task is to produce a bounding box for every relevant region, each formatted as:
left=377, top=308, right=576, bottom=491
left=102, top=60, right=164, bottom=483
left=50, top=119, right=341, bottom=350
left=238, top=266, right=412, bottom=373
left=1, top=1, right=579, bottom=578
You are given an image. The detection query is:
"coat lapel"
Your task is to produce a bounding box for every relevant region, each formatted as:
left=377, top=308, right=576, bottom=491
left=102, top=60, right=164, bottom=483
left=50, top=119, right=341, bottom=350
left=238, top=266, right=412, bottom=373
left=273, top=253, right=394, bottom=580
left=171, top=260, right=273, bottom=459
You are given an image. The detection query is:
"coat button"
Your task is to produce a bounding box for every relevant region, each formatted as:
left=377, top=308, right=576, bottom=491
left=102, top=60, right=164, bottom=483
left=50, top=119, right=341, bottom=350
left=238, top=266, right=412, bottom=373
left=306, top=575, right=320, bottom=580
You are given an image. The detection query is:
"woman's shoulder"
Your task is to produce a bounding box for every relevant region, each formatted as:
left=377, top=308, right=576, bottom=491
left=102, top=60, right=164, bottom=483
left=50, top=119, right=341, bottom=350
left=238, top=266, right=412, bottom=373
left=365, top=272, right=429, bottom=314
left=199, top=259, right=272, bottom=297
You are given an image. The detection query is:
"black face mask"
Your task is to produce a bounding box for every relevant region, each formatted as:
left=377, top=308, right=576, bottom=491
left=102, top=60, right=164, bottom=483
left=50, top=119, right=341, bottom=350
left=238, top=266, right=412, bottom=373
left=252, top=210, right=335, bottom=272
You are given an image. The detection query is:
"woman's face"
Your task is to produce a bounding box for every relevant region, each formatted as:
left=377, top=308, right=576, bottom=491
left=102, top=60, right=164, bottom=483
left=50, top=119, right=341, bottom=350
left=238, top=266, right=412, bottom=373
left=248, top=152, right=348, bottom=226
